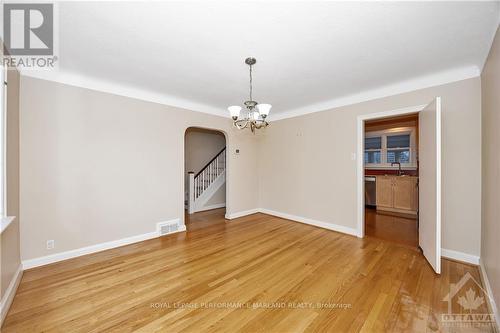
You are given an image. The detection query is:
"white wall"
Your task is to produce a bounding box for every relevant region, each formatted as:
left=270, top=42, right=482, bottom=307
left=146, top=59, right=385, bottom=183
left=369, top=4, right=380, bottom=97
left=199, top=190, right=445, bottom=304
left=257, top=77, right=482, bottom=257
left=20, top=76, right=258, bottom=261
left=205, top=185, right=225, bottom=207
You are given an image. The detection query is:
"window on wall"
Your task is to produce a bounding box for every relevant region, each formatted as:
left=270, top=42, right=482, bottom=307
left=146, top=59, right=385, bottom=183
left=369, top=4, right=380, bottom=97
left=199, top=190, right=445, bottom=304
left=364, top=137, right=382, bottom=164
left=364, top=128, right=417, bottom=169
left=387, top=134, right=411, bottom=164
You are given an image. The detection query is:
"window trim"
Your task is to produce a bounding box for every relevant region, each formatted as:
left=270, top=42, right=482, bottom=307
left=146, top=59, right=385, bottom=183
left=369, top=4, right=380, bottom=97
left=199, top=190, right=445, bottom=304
left=0, top=63, right=16, bottom=235
left=0, top=64, right=5, bottom=217
left=364, top=126, right=417, bottom=169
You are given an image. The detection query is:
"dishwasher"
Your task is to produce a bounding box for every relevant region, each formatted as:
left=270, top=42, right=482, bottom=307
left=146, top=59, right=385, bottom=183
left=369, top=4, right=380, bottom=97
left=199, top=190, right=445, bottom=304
left=365, top=176, right=376, bottom=207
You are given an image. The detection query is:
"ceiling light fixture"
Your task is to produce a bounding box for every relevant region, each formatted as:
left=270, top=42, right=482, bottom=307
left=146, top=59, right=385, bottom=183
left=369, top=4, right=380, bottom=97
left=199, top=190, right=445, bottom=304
left=228, top=57, right=271, bottom=133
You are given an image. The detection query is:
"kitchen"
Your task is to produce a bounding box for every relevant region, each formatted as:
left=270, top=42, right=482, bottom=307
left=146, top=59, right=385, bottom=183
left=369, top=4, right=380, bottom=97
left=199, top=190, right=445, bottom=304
left=364, top=114, right=419, bottom=248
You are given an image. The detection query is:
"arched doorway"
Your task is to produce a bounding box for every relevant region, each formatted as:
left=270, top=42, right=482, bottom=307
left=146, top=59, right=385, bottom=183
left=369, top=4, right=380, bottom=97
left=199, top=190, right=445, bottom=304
left=184, top=127, right=227, bottom=222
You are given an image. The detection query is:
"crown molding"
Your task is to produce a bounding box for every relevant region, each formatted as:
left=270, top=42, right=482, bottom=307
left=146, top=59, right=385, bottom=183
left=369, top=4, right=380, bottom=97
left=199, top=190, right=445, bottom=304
left=269, top=65, right=480, bottom=121
left=21, top=64, right=480, bottom=122
left=20, top=70, right=228, bottom=118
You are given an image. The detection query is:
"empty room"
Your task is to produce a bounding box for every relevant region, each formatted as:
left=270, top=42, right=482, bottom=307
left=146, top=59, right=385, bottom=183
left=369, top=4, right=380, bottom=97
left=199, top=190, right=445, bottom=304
left=1, top=1, right=500, bottom=332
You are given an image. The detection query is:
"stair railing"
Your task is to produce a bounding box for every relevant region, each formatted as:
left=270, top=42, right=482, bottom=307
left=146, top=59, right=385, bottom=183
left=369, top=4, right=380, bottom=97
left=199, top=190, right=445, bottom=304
left=188, top=147, right=226, bottom=213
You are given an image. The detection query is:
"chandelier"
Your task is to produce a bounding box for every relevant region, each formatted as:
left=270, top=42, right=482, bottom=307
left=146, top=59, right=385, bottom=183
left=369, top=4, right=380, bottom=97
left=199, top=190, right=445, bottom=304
left=228, top=57, right=271, bottom=133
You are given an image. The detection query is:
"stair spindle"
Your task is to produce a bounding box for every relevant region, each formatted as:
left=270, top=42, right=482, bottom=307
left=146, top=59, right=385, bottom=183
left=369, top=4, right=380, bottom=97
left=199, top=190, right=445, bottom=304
left=190, top=147, right=226, bottom=211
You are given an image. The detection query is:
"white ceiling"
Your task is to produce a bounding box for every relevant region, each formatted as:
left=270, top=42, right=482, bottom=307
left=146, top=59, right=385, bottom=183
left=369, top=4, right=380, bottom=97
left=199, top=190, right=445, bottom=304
left=23, top=1, right=500, bottom=119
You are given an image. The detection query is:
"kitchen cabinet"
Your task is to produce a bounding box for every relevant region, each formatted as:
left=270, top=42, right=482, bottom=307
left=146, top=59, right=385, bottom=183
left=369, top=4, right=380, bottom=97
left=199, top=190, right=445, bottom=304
left=376, top=175, right=418, bottom=215
left=376, top=176, right=393, bottom=208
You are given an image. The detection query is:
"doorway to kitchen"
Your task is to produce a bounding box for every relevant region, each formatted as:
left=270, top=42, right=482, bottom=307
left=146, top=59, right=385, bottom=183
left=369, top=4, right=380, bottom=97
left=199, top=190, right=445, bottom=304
left=363, top=113, right=419, bottom=248
left=357, top=98, right=442, bottom=274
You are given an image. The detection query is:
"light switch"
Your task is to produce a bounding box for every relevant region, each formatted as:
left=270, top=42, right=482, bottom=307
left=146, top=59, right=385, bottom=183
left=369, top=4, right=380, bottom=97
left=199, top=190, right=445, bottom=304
left=351, top=153, right=356, bottom=160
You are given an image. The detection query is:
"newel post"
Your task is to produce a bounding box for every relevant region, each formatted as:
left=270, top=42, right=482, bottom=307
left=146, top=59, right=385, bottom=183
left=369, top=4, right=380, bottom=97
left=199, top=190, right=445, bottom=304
left=188, top=172, right=195, bottom=214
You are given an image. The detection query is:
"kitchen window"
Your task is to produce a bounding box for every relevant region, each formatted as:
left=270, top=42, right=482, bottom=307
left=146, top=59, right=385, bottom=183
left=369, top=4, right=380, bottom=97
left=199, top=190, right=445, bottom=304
left=387, top=134, right=411, bottom=163
left=364, top=137, right=382, bottom=164
left=364, top=128, right=416, bottom=169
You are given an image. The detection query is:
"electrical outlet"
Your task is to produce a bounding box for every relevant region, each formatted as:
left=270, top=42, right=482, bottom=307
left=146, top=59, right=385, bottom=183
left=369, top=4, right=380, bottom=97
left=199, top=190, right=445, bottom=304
left=46, top=240, right=55, bottom=250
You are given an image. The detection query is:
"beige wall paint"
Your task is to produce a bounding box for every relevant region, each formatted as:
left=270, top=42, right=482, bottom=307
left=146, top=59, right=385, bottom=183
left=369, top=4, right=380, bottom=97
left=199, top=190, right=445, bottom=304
left=0, top=55, right=21, bottom=297
left=258, top=77, right=482, bottom=256
left=20, top=76, right=258, bottom=261
left=481, top=26, right=500, bottom=319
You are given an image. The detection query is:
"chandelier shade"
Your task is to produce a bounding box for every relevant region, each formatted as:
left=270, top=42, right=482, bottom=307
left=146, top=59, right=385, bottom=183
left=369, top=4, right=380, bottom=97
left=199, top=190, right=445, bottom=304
left=228, top=105, right=242, bottom=118
left=257, top=103, right=272, bottom=117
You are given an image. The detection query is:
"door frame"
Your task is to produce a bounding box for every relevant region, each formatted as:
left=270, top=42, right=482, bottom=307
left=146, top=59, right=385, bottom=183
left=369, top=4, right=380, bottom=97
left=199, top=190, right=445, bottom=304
left=356, top=104, right=427, bottom=238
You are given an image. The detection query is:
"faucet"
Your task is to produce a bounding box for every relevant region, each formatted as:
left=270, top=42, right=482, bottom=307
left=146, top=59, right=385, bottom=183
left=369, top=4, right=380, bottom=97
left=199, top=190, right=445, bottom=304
left=391, top=162, right=403, bottom=176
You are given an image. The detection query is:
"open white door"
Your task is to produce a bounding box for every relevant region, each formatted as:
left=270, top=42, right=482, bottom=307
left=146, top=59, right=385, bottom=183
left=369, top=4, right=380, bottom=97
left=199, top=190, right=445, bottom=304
left=419, top=97, right=442, bottom=274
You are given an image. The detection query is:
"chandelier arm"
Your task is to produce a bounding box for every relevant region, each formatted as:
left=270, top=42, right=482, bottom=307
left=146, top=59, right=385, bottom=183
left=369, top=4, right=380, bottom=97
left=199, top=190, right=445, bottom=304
left=234, top=119, right=250, bottom=130
left=253, top=121, right=268, bottom=129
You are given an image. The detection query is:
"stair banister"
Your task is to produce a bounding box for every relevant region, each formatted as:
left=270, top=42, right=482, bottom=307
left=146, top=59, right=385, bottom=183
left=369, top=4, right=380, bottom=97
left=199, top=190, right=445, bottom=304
left=188, top=147, right=226, bottom=214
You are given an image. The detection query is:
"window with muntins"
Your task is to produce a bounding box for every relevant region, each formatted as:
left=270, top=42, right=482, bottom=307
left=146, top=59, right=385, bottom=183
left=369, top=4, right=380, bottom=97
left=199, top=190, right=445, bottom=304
left=364, top=128, right=416, bottom=168
left=387, top=134, right=411, bottom=164
left=364, top=137, right=382, bottom=164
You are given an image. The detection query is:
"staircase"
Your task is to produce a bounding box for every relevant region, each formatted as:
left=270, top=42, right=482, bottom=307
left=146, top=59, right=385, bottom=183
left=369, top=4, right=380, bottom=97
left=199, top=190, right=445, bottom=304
left=188, top=147, right=226, bottom=214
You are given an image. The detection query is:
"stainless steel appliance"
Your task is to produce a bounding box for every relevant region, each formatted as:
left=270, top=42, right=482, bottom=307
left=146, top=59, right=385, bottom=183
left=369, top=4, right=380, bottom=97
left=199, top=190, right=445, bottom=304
left=365, top=176, right=376, bottom=207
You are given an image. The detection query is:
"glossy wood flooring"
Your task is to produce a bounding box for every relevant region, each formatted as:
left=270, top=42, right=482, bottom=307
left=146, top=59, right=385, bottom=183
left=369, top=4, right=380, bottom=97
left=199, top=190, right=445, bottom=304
left=3, top=209, right=496, bottom=332
left=365, top=207, right=419, bottom=248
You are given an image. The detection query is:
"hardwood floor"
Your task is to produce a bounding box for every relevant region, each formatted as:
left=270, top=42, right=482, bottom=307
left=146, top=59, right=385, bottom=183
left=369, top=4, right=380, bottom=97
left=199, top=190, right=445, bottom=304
left=3, top=209, right=496, bottom=332
left=365, top=207, right=419, bottom=248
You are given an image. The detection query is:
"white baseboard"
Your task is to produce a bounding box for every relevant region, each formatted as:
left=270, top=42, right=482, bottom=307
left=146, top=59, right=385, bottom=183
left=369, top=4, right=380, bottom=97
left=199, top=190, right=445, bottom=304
left=0, top=264, right=23, bottom=326
left=479, top=259, right=500, bottom=328
left=22, top=218, right=185, bottom=270
left=222, top=210, right=483, bottom=264
left=197, top=203, right=226, bottom=212
left=225, top=208, right=358, bottom=237
left=259, top=208, right=358, bottom=237
left=225, top=208, right=260, bottom=220
left=441, top=248, right=480, bottom=265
